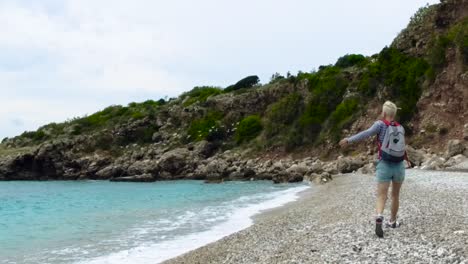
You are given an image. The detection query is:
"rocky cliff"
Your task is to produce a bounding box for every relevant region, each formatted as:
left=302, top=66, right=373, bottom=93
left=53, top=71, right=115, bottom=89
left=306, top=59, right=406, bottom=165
left=1, top=0, right=467, bottom=183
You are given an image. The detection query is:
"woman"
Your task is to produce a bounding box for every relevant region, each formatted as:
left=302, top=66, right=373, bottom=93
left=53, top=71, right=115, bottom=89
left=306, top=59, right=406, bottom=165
left=339, top=101, right=408, bottom=238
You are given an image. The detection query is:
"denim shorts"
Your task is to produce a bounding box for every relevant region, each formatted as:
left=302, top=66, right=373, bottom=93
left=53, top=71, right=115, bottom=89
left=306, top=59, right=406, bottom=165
left=376, top=160, right=405, bottom=183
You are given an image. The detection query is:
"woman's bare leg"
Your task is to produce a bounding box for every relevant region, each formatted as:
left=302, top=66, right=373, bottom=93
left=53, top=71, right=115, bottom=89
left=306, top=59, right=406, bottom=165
left=376, top=182, right=390, bottom=215
left=390, top=181, right=403, bottom=222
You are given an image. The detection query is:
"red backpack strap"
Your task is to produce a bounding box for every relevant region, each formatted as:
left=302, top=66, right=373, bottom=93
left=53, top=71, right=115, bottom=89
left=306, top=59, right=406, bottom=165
left=382, top=119, right=400, bottom=126
left=381, top=119, right=391, bottom=126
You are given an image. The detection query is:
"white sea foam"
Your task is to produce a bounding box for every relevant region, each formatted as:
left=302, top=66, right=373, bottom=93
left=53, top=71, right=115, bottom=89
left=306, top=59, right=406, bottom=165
left=77, top=185, right=310, bottom=264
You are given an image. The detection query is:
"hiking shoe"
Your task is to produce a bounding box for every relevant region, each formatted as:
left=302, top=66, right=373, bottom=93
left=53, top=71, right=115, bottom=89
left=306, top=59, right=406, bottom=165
left=385, top=220, right=401, bottom=228
left=375, top=216, right=384, bottom=238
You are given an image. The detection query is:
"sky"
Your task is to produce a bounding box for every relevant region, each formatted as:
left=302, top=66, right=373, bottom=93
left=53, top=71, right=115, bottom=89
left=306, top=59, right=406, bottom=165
left=0, top=0, right=439, bottom=139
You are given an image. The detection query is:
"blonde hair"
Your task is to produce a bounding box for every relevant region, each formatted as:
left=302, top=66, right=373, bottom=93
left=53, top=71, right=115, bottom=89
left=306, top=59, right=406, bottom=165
left=382, top=101, right=398, bottom=117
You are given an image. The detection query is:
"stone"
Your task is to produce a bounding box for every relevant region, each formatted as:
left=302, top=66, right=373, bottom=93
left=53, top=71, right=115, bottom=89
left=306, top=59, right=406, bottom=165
left=205, top=159, right=229, bottom=175
left=323, top=162, right=338, bottom=175
left=406, top=146, right=427, bottom=166
left=110, top=174, right=156, bottom=182
left=95, top=165, right=125, bottom=179
left=309, top=161, right=324, bottom=174
left=158, top=148, right=190, bottom=176
left=446, top=140, right=465, bottom=158
left=288, top=173, right=304, bottom=183
left=152, top=132, right=163, bottom=142
left=421, top=156, right=446, bottom=170
left=194, top=140, right=218, bottom=158
left=314, top=172, right=332, bottom=185
left=286, top=164, right=309, bottom=176
left=273, top=161, right=285, bottom=171
left=336, top=157, right=365, bottom=174
left=127, top=160, right=159, bottom=176
left=204, top=174, right=224, bottom=183
left=444, top=154, right=467, bottom=168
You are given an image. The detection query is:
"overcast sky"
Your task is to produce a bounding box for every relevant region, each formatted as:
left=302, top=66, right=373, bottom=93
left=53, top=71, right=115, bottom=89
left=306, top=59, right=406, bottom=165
left=0, top=0, right=439, bottom=139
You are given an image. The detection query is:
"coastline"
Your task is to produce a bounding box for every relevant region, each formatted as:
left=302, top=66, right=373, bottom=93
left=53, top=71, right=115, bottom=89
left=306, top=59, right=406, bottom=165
left=74, top=182, right=310, bottom=264
left=164, top=170, right=468, bottom=264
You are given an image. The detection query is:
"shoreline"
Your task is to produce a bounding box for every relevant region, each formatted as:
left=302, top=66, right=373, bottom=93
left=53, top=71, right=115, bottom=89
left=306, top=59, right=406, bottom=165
left=74, top=182, right=311, bottom=264
left=164, top=170, right=468, bottom=263
left=252, top=183, right=315, bottom=223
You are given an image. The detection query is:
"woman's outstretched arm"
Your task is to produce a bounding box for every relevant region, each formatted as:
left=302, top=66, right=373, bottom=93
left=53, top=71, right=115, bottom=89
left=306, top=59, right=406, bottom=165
left=340, top=121, right=383, bottom=147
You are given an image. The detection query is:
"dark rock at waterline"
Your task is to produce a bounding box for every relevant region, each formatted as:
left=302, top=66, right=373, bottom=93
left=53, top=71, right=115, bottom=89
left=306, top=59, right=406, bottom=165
left=204, top=175, right=224, bottom=183
left=110, top=174, right=156, bottom=182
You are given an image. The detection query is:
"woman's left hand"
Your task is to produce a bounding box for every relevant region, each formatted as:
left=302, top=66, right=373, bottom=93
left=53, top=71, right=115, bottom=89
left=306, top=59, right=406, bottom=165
left=339, top=138, right=348, bottom=148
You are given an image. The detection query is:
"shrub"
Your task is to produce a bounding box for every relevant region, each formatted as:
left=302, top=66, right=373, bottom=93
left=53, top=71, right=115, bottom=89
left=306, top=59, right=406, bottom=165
left=450, top=18, right=468, bottom=65
left=429, top=35, right=450, bottom=70
left=94, top=133, right=114, bottom=151
left=225, top=75, right=260, bottom=92
left=269, top=73, right=285, bottom=84
left=425, top=123, right=437, bottom=133
left=327, top=98, right=360, bottom=141
left=357, top=47, right=429, bottom=124
left=265, top=93, right=303, bottom=137
left=429, top=19, right=468, bottom=71
left=157, top=98, right=166, bottom=105
left=299, top=66, right=349, bottom=141
left=296, top=71, right=316, bottom=82
left=131, top=111, right=145, bottom=119
left=235, top=115, right=263, bottom=144
left=188, top=112, right=224, bottom=141
left=20, top=130, right=47, bottom=141
left=335, top=54, right=367, bottom=68
left=181, top=86, right=223, bottom=106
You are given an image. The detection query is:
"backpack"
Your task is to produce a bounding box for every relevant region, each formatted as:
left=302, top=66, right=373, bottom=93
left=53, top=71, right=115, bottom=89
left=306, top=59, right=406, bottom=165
left=378, top=120, right=406, bottom=162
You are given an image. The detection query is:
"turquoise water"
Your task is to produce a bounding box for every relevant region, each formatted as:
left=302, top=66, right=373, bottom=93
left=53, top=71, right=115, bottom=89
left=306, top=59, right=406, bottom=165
left=0, top=180, right=308, bottom=264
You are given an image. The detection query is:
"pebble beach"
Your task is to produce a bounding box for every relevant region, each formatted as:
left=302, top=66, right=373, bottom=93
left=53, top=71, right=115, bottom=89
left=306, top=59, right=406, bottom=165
left=165, top=169, right=468, bottom=264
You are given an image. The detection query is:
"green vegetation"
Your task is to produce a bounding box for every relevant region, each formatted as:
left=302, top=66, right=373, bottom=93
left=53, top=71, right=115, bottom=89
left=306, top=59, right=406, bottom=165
left=235, top=115, right=263, bottom=144
left=225, top=75, right=260, bottom=92
left=429, top=18, right=468, bottom=71
left=19, top=130, right=47, bottom=142
left=448, top=18, right=468, bottom=65
left=299, top=66, right=349, bottom=143
left=265, top=93, right=303, bottom=138
left=181, top=86, right=223, bottom=106
left=335, top=54, right=368, bottom=68
left=429, top=35, right=451, bottom=70
left=269, top=73, right=285, bottom=84
left=72, top=100, right=161, bottom=134
left=327, top=98, right=360, bottom=141
left=358, top=47, right=429, bottom=124
left=0, top=145, right=35, bottom=156
left=188, top=111, right=224, bottom=142
left=7, top=99, right=165, bottom=147
left=424, top=123, right=438, bottom=133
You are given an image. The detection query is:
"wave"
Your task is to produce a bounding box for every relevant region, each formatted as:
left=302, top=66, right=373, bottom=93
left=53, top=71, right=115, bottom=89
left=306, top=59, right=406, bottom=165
left=77, top=184, right=310, bottom=264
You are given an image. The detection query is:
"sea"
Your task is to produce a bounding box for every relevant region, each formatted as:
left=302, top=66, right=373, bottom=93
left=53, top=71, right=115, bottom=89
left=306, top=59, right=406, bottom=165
left=0, top=180, right=309, bottom=264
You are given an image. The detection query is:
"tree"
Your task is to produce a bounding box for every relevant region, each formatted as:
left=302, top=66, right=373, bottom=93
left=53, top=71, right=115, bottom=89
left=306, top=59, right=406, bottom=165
left=224, top=75, right=260, bottom=92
